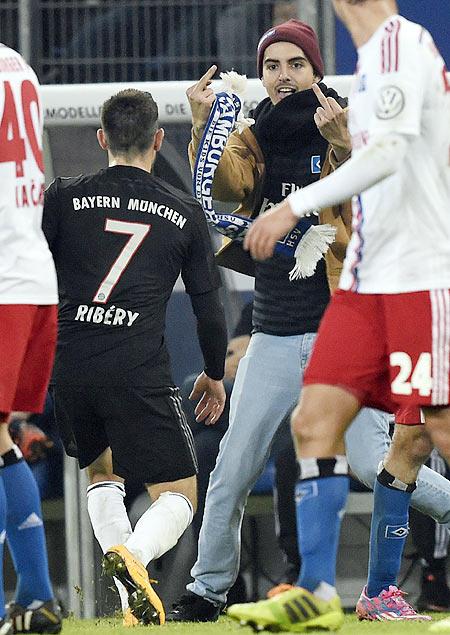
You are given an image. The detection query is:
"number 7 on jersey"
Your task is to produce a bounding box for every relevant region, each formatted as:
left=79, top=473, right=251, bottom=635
left=93, top=219, right=150, bottom=304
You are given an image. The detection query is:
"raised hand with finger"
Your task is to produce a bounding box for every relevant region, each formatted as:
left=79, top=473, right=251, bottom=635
left=312, top=83, right=351, bottom=163
left=186, top=65, right=218, bottom=133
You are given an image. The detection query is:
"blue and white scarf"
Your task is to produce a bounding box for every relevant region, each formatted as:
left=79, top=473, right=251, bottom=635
left=193, top=72, right=336, bottom=280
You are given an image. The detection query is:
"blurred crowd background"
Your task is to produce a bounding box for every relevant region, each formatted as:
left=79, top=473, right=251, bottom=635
left=0, top=1, right=335, bottom=83
left=1, top=0, right=447, bottom=87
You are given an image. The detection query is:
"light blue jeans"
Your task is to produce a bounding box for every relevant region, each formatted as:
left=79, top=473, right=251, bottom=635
left=187, top=332, right=450, bottom=605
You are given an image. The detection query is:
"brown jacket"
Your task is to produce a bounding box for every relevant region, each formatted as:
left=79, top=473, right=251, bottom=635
left=188, top=125, right=352, bottom=292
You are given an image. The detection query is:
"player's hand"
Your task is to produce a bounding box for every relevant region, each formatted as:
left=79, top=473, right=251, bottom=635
left=186, top=65, right=217, bottom=131
left=190, top=371, right=226, bottom=425
left=313, top=83, right=351, bottom=162
left=244, top=200, right=298, bottom=261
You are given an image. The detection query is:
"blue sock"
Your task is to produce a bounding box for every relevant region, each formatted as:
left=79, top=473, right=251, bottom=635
left=0, top=478, right=7, bottom=619
left=296, top=457, right=349, bottom=592
left=1, top=447, right=53, bottom=606
left=366, top=469, right=413, bottom=598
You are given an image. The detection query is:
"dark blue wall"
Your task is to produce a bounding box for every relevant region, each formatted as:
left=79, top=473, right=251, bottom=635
left=335, top=0, right=450, bottom=74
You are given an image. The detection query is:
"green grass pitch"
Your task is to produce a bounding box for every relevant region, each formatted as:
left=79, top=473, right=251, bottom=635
left=61, top=613, right=450, bottom=634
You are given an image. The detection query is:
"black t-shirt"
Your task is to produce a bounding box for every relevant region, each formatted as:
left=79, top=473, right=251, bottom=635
left=43, top=165, right=221, bottom=387
left=249, top=87, right=340, bottom=336
left=233, top=301, right=253, bottom=338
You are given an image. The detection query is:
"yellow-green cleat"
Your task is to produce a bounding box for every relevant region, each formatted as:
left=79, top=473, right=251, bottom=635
left=102, top=545, right=165, bottom=625
left=227, top=586, right=344, bottom=633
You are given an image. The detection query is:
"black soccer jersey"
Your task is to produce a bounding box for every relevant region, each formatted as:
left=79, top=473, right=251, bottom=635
left=43, top=165, right=221, bottom=387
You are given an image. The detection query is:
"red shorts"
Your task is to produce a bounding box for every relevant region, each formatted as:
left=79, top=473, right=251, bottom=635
left=304, top=289, right=450, bottom=412
left=0, top=305, right=57, bottom=415
left=395, top=406, right=423, bottom=425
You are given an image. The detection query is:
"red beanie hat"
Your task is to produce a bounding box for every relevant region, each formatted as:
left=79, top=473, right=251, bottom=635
left=257, top=18, right=324, bottom=79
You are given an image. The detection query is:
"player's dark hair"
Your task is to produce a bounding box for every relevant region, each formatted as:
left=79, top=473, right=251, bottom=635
left=101, top=89, right=158, bottom=156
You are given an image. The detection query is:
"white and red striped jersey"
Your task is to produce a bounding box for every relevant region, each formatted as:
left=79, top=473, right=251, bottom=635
left=0, top=44, right=57, bottom=304
left=340, top=15, right=450, bottom=294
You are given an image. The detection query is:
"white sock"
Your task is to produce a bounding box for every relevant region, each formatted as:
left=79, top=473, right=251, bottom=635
left=87, top=481, right=132, bottom=612
left=124, top=492, right=193, bottom=567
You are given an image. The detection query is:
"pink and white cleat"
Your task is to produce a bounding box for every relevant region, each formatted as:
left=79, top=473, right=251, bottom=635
left=356, top=585, right=431, bottom=621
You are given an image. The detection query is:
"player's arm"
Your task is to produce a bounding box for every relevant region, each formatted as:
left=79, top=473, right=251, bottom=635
left=243, top=132, right=409, bottom=260
left=290, top=132, right=408, bottom=215
left=190, top=290, right=227, bottom=383
left=182, top=205, right=228, bottom=425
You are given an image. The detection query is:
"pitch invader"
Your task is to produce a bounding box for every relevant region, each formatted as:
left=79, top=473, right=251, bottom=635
left=233, top=0, right=450, bottom=631
left=0, top=43, right=62, bottom=633
left=43, top=89, right=228, bottom=625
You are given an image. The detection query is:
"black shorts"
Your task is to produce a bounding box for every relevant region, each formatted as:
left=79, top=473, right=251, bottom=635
left=50, top=385, right=198, bottom=483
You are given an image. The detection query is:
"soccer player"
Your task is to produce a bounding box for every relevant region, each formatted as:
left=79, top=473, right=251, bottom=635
left=42, top=89, right=227, bottom=626
left=0, top=43, right=62, bottom=634
left=230, top=0, right=450, bottom=631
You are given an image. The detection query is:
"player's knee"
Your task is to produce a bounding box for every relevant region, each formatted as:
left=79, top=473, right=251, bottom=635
left=180, top=475, right=197, bottom=513
left=290, top=401, right=323, bottom=446
left=149, top=475, right=197, bottom=514
left=290, top=403, right=310, bottom=444
left=290, top=401, right=344, bottom=450
left=88, top=467, right=118, bottom=483
left=87, top=448, right=115, bottom=483
left=187, top=491, right=197, bottom=514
